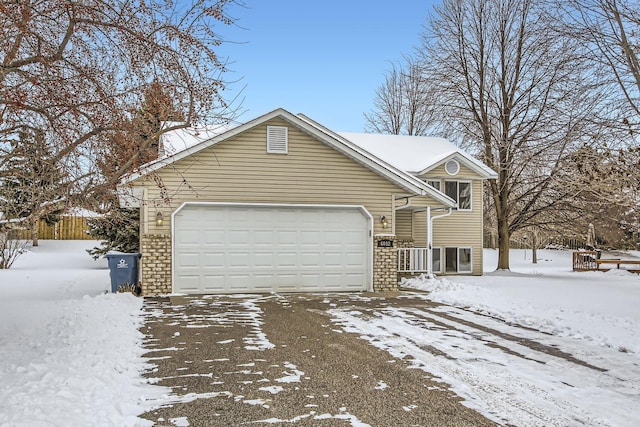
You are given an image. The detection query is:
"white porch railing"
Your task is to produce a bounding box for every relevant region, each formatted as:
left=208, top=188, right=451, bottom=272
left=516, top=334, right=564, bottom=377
left=397, top=247, right=429, bottom=273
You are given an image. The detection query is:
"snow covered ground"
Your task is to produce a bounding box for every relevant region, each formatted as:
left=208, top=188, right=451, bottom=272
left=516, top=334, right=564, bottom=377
left=0, top=241, right=167, bottom=427
left=407, top=249, right=640, bottom=356
left=1, top=242, right=639, bottom=426
left=331, top=249, right=640, bottom=426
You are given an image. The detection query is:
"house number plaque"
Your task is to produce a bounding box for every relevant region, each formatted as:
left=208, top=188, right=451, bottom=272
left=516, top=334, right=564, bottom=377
left=377, top=239, right=394, bottom=248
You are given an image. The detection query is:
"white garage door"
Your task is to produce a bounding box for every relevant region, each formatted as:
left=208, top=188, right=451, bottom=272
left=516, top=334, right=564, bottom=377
left=173, top=204, right=371, bottom=294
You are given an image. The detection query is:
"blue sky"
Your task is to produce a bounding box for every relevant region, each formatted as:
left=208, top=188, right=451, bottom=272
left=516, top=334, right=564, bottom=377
left=216, top=1, right=437, bottom=131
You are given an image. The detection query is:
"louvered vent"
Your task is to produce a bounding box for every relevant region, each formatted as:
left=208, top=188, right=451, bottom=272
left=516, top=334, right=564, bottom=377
left=267, top=126, right=288, bottom=154
left=445, top=159, right=460, bottom=175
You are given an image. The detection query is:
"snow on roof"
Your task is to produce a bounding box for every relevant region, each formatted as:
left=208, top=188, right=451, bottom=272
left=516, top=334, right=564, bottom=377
left=159, top=122, right=237, bottom=157
left=338, top=133, right=455, bottom=173
left=125, top=110, right=495, bottom=195
left=338, top=132, right=497, bottom=178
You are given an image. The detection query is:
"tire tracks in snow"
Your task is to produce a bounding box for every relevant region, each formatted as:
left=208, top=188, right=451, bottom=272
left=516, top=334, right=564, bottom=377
left=330, top=300, right=639, bottom=427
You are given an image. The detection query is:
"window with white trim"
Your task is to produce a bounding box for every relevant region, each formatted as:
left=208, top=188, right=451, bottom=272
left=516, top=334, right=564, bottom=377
left=426, top=179, right=441, bottom=191
left=432, top=247, right=442, bottom=273
left=445, top=247, right=472, bottom=273
left=445, top=159, right=460, bottom=175
left=444, top=180, right=472, bottom=211
left=267, top=126, right=288, bottom=154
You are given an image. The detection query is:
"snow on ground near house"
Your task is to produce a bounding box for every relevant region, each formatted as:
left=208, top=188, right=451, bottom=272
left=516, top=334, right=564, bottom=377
left=331, top=249, right=640, bottom=426
left=3, top=243, right=640, bottom=426
left=0, top=241, right=168, bottom=427
left=408, top=249, right=640, bottom=355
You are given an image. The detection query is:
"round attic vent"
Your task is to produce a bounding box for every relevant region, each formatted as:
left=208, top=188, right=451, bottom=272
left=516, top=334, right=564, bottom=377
left=445, top=159, right=460, bottom=175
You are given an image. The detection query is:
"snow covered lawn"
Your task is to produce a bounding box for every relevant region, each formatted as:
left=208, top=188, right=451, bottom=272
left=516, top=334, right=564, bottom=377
left=2, top=243, right=639, bottom=426
left=331, top=249, right=640, bottom=426
left=0, top=241, right=167, bottom=427
left=409, top=249, right=640, bottom=356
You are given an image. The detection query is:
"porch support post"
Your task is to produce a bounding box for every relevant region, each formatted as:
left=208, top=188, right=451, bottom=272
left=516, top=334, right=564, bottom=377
left=426, top=207, right=433, bottom=277
left=427, top=208, right=454, bottom=278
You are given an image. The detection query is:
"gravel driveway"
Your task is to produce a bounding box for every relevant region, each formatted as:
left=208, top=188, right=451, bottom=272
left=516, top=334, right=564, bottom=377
left=139, top=293, right=495, bottom=426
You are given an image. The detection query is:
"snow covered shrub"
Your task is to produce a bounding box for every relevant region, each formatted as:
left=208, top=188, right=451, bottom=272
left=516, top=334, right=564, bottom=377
left=0, top=228, right=30, bottom=269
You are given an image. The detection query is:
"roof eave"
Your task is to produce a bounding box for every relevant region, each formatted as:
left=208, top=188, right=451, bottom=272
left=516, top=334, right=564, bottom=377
left=119, top=108, right=458, bottom=208
left=294, top=114, right=456, bottom=206
left=418, top=152, right=498, bottom=179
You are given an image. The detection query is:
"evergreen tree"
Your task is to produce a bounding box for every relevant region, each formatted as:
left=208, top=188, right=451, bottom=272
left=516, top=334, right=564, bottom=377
left=86, top=208, right=141, bottom=258
left=0, top=129, right=66, bottom=246
left=87, top=82, right=180, bottom=257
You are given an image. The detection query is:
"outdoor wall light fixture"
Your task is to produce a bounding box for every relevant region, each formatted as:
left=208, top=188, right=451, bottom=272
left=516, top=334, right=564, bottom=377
left=380, top=215, right=388, bottom=229
left=156, top=211, right=164, bottom=227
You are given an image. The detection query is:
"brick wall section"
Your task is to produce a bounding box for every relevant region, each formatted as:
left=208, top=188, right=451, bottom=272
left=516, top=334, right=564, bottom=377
left=373, top=235, right=398, bottom=291
left=140, top=234, right=172, bottom=295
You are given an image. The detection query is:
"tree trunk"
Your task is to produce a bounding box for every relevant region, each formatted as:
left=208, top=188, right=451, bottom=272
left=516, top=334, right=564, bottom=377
left=0, top=230, right=7, bottom=268
left=31, top=221, right=39, bottom=247
left=532, top=232, right=538, bottom=264
left=497, top=218, right=510, bottom=270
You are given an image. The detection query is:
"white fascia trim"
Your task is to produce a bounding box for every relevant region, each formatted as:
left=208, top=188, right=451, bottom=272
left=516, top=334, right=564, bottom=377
left=171, top=201, right=375, bottom=293
left=418, top=152, right=498, bottom=179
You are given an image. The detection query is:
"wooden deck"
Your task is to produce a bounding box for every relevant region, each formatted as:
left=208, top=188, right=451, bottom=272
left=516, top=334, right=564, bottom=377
left=573, top=251, right=640, bottom=273
left=595, top=259, right=640, bottom=273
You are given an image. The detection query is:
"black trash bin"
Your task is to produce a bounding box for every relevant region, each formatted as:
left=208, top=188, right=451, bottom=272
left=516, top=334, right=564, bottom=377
left=106, top=253, right=141, bottom=293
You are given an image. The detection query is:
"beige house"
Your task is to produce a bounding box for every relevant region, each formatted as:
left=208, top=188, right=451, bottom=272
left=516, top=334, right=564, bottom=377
left=119, top=108, right=497, bottom=295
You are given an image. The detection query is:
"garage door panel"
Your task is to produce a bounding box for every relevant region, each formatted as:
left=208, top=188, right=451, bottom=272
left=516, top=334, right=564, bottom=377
left=300, top=231, right=320, bottom=244
left=177, top=252, right=200, bottom=268
left=324, top=252, right=344, bottom=267
left=174, top=205, right=370, bottom=294
left=345, top=252, right=367, bottom=266
left=203, top=230, right=225, bottom=244
left=201, top=275, right=226, bottom=292
left=201, top=252, right=225, bottom=267
left=178, top=275, right=201, bottom=291
left=254, top=252, right=274, bottom=267
left=276, top=252, right=298, bottom=267
left=176, top=230, right=200, bottom=245
left=254, top=230, right=274, bottom=245
left=228, top=230, right=250, bottom=244
left=300, top=273, right=322, bottom=288
left=227, top=274, right=251, bottom=290
left=228, top=252, right=251, bottom=268
left=277, top=230, right=298, bottom=245
left=300, top=252, right=321, bottom=267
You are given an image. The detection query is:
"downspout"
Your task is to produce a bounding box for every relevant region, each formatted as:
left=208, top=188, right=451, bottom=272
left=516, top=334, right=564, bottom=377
left=427, top=208, right=453, bottom=278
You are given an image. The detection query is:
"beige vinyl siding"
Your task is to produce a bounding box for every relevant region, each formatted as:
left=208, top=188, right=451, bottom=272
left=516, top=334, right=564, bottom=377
left=395, top=209, right=413, bottom=240
left=395, top=195, right=448, bottom=210
left=413, top=177, right=485, bottom=274
left=420, top=162, right=479, bottom=181
left=134, top=118, right=407, bottom=235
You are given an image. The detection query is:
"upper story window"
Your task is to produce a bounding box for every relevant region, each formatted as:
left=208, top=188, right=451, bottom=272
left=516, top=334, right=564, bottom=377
left=426, top=179, right=441, bottom=191
left=444, top=180, right=472, bottom=211
left=445, top=159, right=460, bottom=175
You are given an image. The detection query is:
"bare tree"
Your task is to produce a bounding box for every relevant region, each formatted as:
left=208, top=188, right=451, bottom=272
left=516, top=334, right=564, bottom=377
left=365, top=58, right=438, bottom=135
left=0, top=0, right=239, bottom=201
left=551, top=0, right=640, bottom=248
left=417, top=0, right=607, bottom=270
left=558, top=0, right=640, bottom=128
left=557, top=143, right=640, bottom=248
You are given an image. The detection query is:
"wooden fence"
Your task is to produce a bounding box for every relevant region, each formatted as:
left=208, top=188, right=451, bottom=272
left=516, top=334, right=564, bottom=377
left=484, top=232, right=587, bottom=250
left=16, top=216, right=92, bottom=240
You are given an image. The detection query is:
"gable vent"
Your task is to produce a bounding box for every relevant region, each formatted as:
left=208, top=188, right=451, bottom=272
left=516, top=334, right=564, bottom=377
left=445, top=159, right=460, bottom=175
left=267, top=126, right=288, bottom=154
